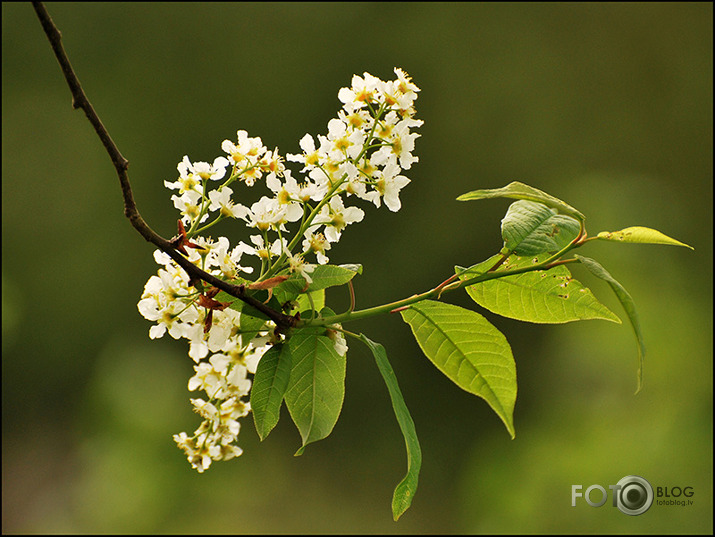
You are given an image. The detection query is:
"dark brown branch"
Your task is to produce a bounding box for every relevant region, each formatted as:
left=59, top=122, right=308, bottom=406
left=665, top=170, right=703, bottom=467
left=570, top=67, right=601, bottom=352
left=32, top=2, right=297, bottom=330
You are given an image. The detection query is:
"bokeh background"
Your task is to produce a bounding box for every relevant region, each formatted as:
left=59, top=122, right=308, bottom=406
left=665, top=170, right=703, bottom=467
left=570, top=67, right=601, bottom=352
left=2, top=2, right=712, bottom=533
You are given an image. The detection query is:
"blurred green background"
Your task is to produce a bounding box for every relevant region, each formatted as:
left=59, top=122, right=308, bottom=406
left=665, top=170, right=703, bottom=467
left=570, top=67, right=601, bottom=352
left=2, top=2, right=712, bottom=533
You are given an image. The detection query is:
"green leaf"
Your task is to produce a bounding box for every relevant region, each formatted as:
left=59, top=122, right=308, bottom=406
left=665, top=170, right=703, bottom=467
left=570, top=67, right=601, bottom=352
left=215, top=289, right=269, bottom=318
left=360, top=335, right=422, bottom=521
left=239, top=309, right=270, bottom=346
left=295, top=288, right=326, bottom=315
left=306, top=264, right=361, bottom=291
left=271, top=274, right=307, bottom=305
left=575, top=255, right=645, bottom=393
left=596, top=227, right=694, bottom=250
left=214, top=276, right=264, bottom=309
left=338, top=263, right=363, bottom=275
left=284, top=327, right=347, bottom=454
left=457, top=254, right=621, bottom=324
left=501, top=200, right=581, bottom=256
left=274, top=264, right=361, bottom=304
left=400, top=300, right=517, bottom=437
left=457, top=181, right=585, bottom=221
left=213, top=290, right=270, bottom=345
left=251, top=344, right=292, bottom=441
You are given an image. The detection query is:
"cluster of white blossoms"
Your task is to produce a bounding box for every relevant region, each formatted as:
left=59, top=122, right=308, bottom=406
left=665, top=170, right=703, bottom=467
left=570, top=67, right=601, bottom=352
left=138, top=68, right=422, bottom=472
left=137, top=246, right=270, bottom=472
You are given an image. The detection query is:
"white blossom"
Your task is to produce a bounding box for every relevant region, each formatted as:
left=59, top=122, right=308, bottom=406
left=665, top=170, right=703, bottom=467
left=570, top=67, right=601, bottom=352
left=141, top=67, right=422, bottom=473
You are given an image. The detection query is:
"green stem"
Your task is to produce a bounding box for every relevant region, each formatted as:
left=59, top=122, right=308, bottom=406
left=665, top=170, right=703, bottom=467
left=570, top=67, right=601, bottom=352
left=261, top=175, right=347, bottom=280
left=303, top=231, right=587, bottom=329
left=192, top=214, right=225, bottom=236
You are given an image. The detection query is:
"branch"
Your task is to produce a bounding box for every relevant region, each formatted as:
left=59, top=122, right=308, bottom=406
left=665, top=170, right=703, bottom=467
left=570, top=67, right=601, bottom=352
left=31, top=2, right=297, bottom=329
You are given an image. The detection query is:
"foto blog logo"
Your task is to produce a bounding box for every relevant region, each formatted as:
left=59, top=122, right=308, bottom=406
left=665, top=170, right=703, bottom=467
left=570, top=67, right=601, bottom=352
left=571, top=475, right=654, bottom=516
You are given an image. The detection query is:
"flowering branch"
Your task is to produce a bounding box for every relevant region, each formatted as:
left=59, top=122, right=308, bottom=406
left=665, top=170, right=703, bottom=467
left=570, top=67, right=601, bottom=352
left=33, top=2, right=691, bottom=521
left=31, top=1, right=297, bottom=330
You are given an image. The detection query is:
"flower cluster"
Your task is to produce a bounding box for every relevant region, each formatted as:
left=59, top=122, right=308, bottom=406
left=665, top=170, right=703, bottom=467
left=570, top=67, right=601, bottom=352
left=138, top=68, right=422, bottom=471
left=137, top=244, right=270, bottom=471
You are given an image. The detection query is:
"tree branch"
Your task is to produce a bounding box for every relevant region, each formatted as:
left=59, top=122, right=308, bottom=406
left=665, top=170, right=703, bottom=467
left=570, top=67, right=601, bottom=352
left=32, top=1, right=297, bottom=329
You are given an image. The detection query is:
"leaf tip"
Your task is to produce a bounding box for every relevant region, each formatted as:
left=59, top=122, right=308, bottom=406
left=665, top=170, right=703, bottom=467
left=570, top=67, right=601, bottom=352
left=391, top=491, right=413, bottom=521
left=392, top=508, right=405, bottom=522
left=634, top=367, right=643, bottom=395
left=596, top=227, right=694, bottom=249
left=503, top=418, right=516, bottom=440
left=605, top=313, right=623, bottom=325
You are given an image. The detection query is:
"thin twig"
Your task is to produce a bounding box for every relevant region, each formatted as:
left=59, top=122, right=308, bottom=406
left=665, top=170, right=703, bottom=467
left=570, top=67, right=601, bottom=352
left=31, top=2, right=297, bottom=329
